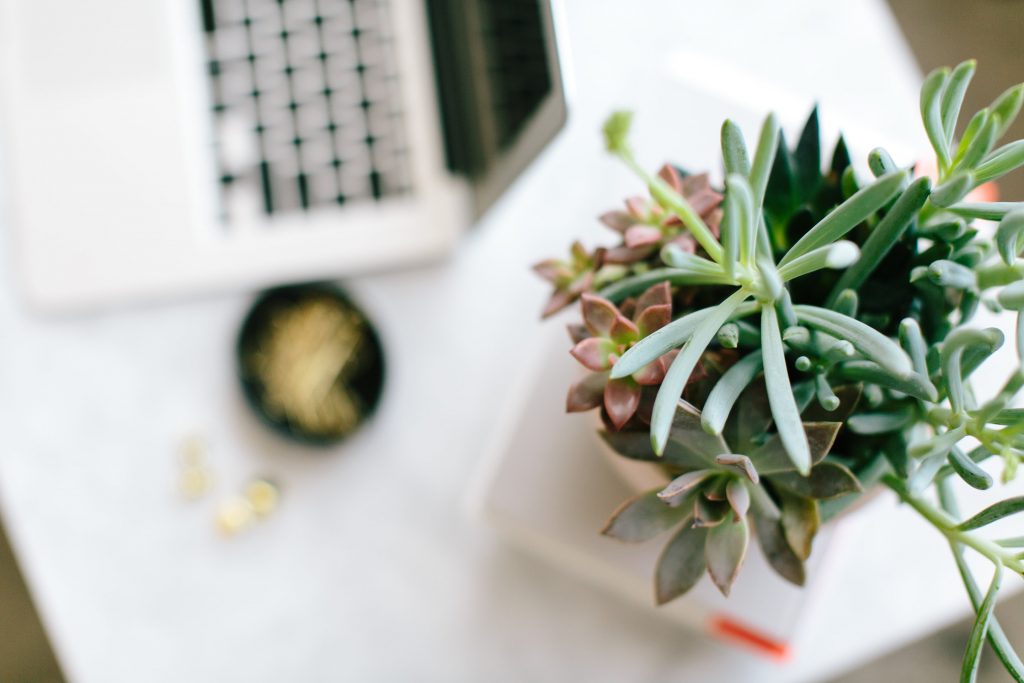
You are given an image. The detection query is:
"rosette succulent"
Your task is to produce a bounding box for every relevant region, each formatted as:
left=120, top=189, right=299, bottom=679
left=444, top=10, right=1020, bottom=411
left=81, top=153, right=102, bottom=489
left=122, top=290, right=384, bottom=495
left=538, top=61, right=1024, bottom=680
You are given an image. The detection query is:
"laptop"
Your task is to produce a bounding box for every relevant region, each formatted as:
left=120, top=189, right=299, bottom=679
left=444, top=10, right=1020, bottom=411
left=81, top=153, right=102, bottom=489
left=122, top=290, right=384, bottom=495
left=0, top=0, right=566, bottom=311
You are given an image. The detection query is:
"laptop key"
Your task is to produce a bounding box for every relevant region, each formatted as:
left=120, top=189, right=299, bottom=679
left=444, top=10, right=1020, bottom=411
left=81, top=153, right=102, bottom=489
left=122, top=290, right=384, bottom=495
left=202, top=0, right=409, bottom=219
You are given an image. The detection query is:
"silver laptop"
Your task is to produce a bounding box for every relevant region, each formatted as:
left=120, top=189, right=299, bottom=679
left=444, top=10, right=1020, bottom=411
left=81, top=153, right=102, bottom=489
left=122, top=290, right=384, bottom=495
left=0, top=0, right=566, bottom=310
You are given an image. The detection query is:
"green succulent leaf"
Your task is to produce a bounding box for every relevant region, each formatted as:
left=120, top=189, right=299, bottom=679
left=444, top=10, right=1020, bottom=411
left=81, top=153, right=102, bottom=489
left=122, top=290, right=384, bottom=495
left=647, top=290, right=750, bottom=455
left=780, top=489, right=820, bottom=561
left=868, top=147, right=897, bottom=178
left=961, top=562, right=1003, bottom=683
left=725, top=173, right=757, bottom=266
left=921, top=66, right=952, bottom=168
left=749, top=113, right=781, bottom=209
left=939, top=481, right=1024, bottom=682
left=659, top=469, right=716, bottom=506
left=668, top=401, right=733, bottom=464
left=996, top=208, right=1024, bottom=265
left=771, top=462, right=862, bottom=500
left=761, top=305, right=811, bottom=474
left=794, top=305, right=912, bottom=375
left=837, top=360, right=938, bottom=402
left=958, top=113, right=1001, bottom=172
left=848, top=409, right=915, bottom=435
left=753, top=515, right=806, bottom=586
left=941, top=60, right=976, bottom=143
left=598, top=430, right=715, bottom=470
left=948, top=446, right=994, bottom=491
left=721, top=119, right=751, bottom=177
left=778, top=241, right=860, bottom=281
left=610, top=306, right=714, bottom=378
left=655, top=524, right=708, bottom=605
left=715, top=454, right=759, bottom=484
left=602, top=489, right=692, bottom=542
left=957, top=497, right=1024, bottom=531
left=990, top=83, right=1024, bottom=139
left=953, top=109, right=990, bottom=169
left=779, top=169, right=907, bottom=267
left=932, top=173, right=975, bottom=208
left=794, top=106, right=822, bottom=197
left=726, top=479, right=751, bottom=519
left=700, top=350, right=764, bottom=436
left=748, top=422, right=841, bottom=474
left=706, top=517, right=750, bottom=597
left=976, top=140, right=1024, bottom=185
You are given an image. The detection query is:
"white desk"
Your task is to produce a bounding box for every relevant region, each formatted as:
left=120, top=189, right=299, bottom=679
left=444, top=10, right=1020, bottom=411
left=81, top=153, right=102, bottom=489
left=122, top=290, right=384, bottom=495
left=2, top=2, right=1017, bottom=681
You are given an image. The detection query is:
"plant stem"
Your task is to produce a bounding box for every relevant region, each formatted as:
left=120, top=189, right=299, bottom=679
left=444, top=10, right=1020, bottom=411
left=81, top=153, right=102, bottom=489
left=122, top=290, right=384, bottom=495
left=883, top=474, right=1024, bottom=575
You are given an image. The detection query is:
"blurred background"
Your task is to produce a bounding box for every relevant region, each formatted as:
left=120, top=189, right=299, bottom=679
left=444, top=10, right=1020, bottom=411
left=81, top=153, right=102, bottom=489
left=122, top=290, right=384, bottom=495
left=0, top=0, right=1022, bottom=681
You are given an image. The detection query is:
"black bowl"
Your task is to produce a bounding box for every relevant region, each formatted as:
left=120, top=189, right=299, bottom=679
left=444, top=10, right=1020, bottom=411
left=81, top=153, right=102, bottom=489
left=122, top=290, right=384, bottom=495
left=236, top=283, right=385, bottom=445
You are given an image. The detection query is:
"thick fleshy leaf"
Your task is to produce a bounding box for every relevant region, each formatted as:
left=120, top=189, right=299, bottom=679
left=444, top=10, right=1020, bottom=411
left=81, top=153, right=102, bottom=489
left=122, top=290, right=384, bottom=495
left=772, top=462, right=862, bottom=499
left=761, top=306, right=812, bottom=474
left=566, top=323, right=589, bottom=345
left=748, top=422, right=841, bottom=474
left=680, top=173, right=723, bottom=216
left=836, top=360, right=938, bottom=402
left=794, top=304, right=912, bottom=375
left=921, top=66, right=951, bottom=167
left=635, top=282, right=671, bottom=315
left=655, top=525, right=708, bottom=605
left=949, top=445, right=994, bottom=491
left=668, top=401, right=732, bottom=463
left=795, top=106, right=821, bottom=197
left=694, top=496, right=731, bottom=528
left=779, top=169, right=907, bottom=267
left=997, top=208, right=1024, bottom=265
left=706, top=517, right=750, bottom=596
left=581, top=294, right=621, bottom=336
left=780, top=490, right=820, bottom=561
left=962, top=563, right=1003, bottom=683
left=624, top=225, right=663, bottom=249
left=532, top=259, right=570, bottom=284
left=753, top=515, right=805, bottom=587
left=847, top=408, right=915, bottom=435
left=565, top=372, right=607, bottom=412
left=635, top=304, right=671, bottom=337
left=658, top=470, right=716, bottom=506
left=648, top=291, right=750, bottom=454
left=658, top=163, right=684, bottom=193
left=941, top=60, right=975, bottom=142
left=599, top=210, right=634, bottom=233
left=541, top=288, right=576, bottom=318
left=801, top=384, right=862, bottom=423
left=726, top=479, right=750, bottom=519
left=570, top=337, right=616, bottom=371
left=956, top=497, right=1024, bottom=531
left=721, top=119, right=751, bottom=177
left=604, top=378, right=642, bottom=429
left=701, top=351, right=764, bottom=436
left=598, top=430, right=714, bottom=470
left=602, top=489, right=691, bottom=542
left=715, top=454, right=759, bottom=483
left=608, top=315, right=639, bottom=345
left=610, top=306, right=713, bottom=378
left=749, top=113, right=780, bottom=208
left=631, top=356, right=668, bottom=386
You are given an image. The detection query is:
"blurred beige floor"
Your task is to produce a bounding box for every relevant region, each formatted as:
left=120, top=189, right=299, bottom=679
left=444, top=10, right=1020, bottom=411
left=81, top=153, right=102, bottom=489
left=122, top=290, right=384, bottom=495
left=1, top=1, right=1023, bottom=681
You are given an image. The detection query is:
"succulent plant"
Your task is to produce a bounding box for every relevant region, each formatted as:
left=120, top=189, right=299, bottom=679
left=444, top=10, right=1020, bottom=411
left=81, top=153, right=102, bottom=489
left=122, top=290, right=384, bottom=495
left=565, top=283, right=676, bottom=428
left=538, top=61, right=1024, bottom=680
left=601, top=380, right=861, bottom=600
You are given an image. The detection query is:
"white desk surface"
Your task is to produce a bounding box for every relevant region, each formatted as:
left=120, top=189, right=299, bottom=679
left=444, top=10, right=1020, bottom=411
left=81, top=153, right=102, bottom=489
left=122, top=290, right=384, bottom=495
left=2, top=1, right=1019, bottom=681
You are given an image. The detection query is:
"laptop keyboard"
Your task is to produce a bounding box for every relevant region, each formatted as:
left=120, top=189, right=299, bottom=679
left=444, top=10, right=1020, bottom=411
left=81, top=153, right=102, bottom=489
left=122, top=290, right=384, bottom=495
left=201, top=0, right=410, bottom=218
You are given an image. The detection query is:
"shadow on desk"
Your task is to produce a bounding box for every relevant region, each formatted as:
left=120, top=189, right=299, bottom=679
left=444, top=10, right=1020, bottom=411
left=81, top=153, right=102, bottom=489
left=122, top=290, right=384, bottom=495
left=0, top=518, right=63, bottom=683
